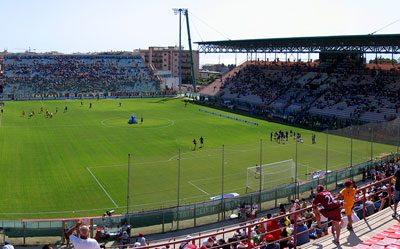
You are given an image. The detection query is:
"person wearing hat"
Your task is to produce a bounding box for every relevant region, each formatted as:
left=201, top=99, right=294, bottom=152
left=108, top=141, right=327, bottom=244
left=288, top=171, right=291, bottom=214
left=136, top=233, right=147, bottom=247
left=65, top=220, right=100, bottom=249
left=312, top=185, right=342, bottom=244
left=336, top=180, right=357, bottom=230
left=3, top=241, right=14, bottom=249
left=263, top=234, right=279, bottom=249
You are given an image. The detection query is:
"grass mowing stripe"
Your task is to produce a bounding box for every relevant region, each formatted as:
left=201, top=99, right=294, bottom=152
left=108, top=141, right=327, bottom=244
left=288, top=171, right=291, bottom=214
left=86, top=167, right=119, bottom=208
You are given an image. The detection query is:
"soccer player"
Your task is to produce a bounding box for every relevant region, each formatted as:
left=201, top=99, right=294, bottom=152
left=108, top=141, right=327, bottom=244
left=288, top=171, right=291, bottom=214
left=193, top=139, right=197, bottom=150
left=141, top=116, right=144, bottom=124
left=119, top=102, right=122, bottom=107
left=200, top=136, right=204, bottom=148
left=89, top=103, right=92, bottom=108
left=255, top=164, right=261, bottom=179
left=64, top=106, right=68, bottom=112
left=312, top=185, right=342, bottom=244
left=336, top=180, right=356, bottom=230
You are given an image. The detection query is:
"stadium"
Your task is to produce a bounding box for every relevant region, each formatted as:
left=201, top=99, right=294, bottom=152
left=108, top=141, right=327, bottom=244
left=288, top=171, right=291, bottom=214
left=1, top=1, right=400, bottom=248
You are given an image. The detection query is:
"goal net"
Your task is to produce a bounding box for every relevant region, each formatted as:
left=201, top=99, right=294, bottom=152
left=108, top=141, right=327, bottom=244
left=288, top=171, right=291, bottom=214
left=246, top=159, right=296, bottom=193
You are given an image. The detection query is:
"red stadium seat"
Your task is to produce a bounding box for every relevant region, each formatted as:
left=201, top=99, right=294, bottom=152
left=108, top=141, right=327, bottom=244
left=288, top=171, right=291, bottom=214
left=376, top=238, right=397, bottom=246
left=385, top=245, right=400, bottom=249
left=363, top=238, right=383, bottom=245
left=353, top=245, right=370, bottom=249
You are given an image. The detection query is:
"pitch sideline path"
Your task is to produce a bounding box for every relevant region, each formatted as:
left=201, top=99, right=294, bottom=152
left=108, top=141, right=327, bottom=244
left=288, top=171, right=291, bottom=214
left=86, top=167, right=119, bottom=208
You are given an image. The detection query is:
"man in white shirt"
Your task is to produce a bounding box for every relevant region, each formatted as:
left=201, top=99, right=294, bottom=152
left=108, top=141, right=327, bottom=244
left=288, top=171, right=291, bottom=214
left=65, top=220, right=100, bottom=249
left=3, top=241, right=14, bottom=249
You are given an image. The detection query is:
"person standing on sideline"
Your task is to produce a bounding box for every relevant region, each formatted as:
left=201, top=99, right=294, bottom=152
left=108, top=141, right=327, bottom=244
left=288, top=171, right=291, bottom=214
left=141, top=116, right=144, bottom=124
left=336, top=180, right=357, bottom=230
left=65, top=220, right=100, bottom=249
left=393, top=166, right=400, bottom=217
left=200, top=136, right=204, bottom=148
left=312, top=185, right=342, bottom=244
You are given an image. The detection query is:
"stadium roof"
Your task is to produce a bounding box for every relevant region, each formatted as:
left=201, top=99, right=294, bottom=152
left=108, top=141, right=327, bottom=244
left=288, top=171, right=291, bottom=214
left=196, top=34, right=400, bottom=54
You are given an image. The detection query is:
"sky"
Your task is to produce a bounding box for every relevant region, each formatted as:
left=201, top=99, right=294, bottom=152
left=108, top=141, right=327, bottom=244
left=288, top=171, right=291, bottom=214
left=1, top=0, right=399, bottom=65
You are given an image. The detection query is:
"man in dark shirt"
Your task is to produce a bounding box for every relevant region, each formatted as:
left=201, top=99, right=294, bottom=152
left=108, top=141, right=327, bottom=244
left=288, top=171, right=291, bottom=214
left=392, top=167, right=400, bottom=218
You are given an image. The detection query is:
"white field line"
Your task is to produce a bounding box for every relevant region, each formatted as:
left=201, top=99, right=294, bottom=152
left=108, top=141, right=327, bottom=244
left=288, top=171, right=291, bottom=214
left=188, top=181, right=210, bottom=195
left=86, top=167, right=119, bottom=208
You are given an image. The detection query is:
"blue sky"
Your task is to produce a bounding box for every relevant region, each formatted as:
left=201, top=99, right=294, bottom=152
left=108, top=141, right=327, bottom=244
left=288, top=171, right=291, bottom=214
left=1, top=0, right=399, bottom=64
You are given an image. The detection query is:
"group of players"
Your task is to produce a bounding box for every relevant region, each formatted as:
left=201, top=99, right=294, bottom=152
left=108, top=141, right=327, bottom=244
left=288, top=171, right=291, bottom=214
left=21, top=105, right=70, bottom=118
left=270, top=130, right=317, bottom=144
left=192, top=136, right=204, bottom=150
left=20, top=100, right=98, bottom=119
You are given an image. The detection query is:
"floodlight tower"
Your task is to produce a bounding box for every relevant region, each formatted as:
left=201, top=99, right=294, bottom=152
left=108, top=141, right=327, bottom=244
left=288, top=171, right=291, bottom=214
left=173, top=8, right=197, bottom=92
left=173, top=8, right=184, bottom=92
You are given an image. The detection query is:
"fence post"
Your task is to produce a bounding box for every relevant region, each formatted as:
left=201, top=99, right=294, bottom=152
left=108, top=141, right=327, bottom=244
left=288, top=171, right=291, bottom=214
left=275, top=189, right=278, bottom=208
left=162, top=207, right=165, bottom=233
left=293, top=212, right=298, bottom=248
left=194, top=202, right=197, bottom=227
left=247, top=225, right=252, bottom=245
left=23, top=221, right=26, bottom=245
left=389, top=176, right=393, bottom=207
left=90, top=218, right=94, bottom=238
left=362, top=189, right=366, bottom=220
left=335, top=172, right=338, bottom=188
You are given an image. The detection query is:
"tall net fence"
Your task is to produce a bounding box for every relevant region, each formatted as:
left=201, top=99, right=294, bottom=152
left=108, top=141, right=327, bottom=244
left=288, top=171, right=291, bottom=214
left=124, top=119, right=400, bottom=216
left=326, top=118, right=400, bottom=160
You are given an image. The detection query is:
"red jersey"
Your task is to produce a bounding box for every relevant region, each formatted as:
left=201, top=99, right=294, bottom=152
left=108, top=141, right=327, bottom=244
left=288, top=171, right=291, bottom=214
left=312, top=190, right=340, bottom=210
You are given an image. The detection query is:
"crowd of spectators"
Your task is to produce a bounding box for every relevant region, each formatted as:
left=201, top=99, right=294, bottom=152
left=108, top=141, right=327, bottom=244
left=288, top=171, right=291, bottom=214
left=217, top=61, right=400, bottom=124
left=145, top=157, right=400, bottom=249
left=2, top=53, right=160, bottom=95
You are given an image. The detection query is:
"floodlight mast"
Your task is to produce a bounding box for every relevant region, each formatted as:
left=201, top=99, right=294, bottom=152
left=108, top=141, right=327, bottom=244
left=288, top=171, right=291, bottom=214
left=173, top=8, right=184, bottom=92
left=173, top=8, right=197, bottom=93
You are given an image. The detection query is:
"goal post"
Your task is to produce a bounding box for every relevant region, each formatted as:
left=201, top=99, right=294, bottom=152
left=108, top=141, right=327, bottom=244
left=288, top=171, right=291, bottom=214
left=246, top=159, right=296, bottom=193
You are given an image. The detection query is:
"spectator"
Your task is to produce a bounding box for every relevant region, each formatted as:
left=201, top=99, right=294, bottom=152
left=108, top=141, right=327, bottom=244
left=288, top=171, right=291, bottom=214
left=312, top=185, right=342, bottom=244
left=65, top=220, right=100, bottom=249
left=337, top=180, right=357, bottom=230
left=136, top=233, right=147, bottom=247
left=3, top=241, right=14, bottom=249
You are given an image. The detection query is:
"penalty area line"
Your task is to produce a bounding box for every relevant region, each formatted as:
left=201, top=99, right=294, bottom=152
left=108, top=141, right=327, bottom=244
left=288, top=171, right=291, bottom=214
left=188, top=181, right=210, bottom=195
left=86, top=167, right=119, bottom=208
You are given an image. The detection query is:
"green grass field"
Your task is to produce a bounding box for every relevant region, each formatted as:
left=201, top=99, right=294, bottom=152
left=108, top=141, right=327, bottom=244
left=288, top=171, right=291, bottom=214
left=0, top=97, right=396, bottom=219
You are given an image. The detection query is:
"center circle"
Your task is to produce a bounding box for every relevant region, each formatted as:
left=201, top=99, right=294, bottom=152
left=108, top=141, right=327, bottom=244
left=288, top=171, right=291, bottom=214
left=101, top=117, right=174, bottom=129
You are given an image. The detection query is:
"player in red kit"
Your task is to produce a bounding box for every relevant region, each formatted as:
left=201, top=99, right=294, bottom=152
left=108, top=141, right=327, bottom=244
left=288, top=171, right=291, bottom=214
left=312, top=185, right=342, bottom=244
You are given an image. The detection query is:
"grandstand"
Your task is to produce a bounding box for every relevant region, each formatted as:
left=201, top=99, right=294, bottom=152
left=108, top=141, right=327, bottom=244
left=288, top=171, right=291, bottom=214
left=198, top=34, right=400, bottom=124
left=0, top=52, right=161, bottom=99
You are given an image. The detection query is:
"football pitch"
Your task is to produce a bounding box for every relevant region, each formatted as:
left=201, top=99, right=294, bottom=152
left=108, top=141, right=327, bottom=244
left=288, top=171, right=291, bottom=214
left=0, top=97, right=396, bottom=219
